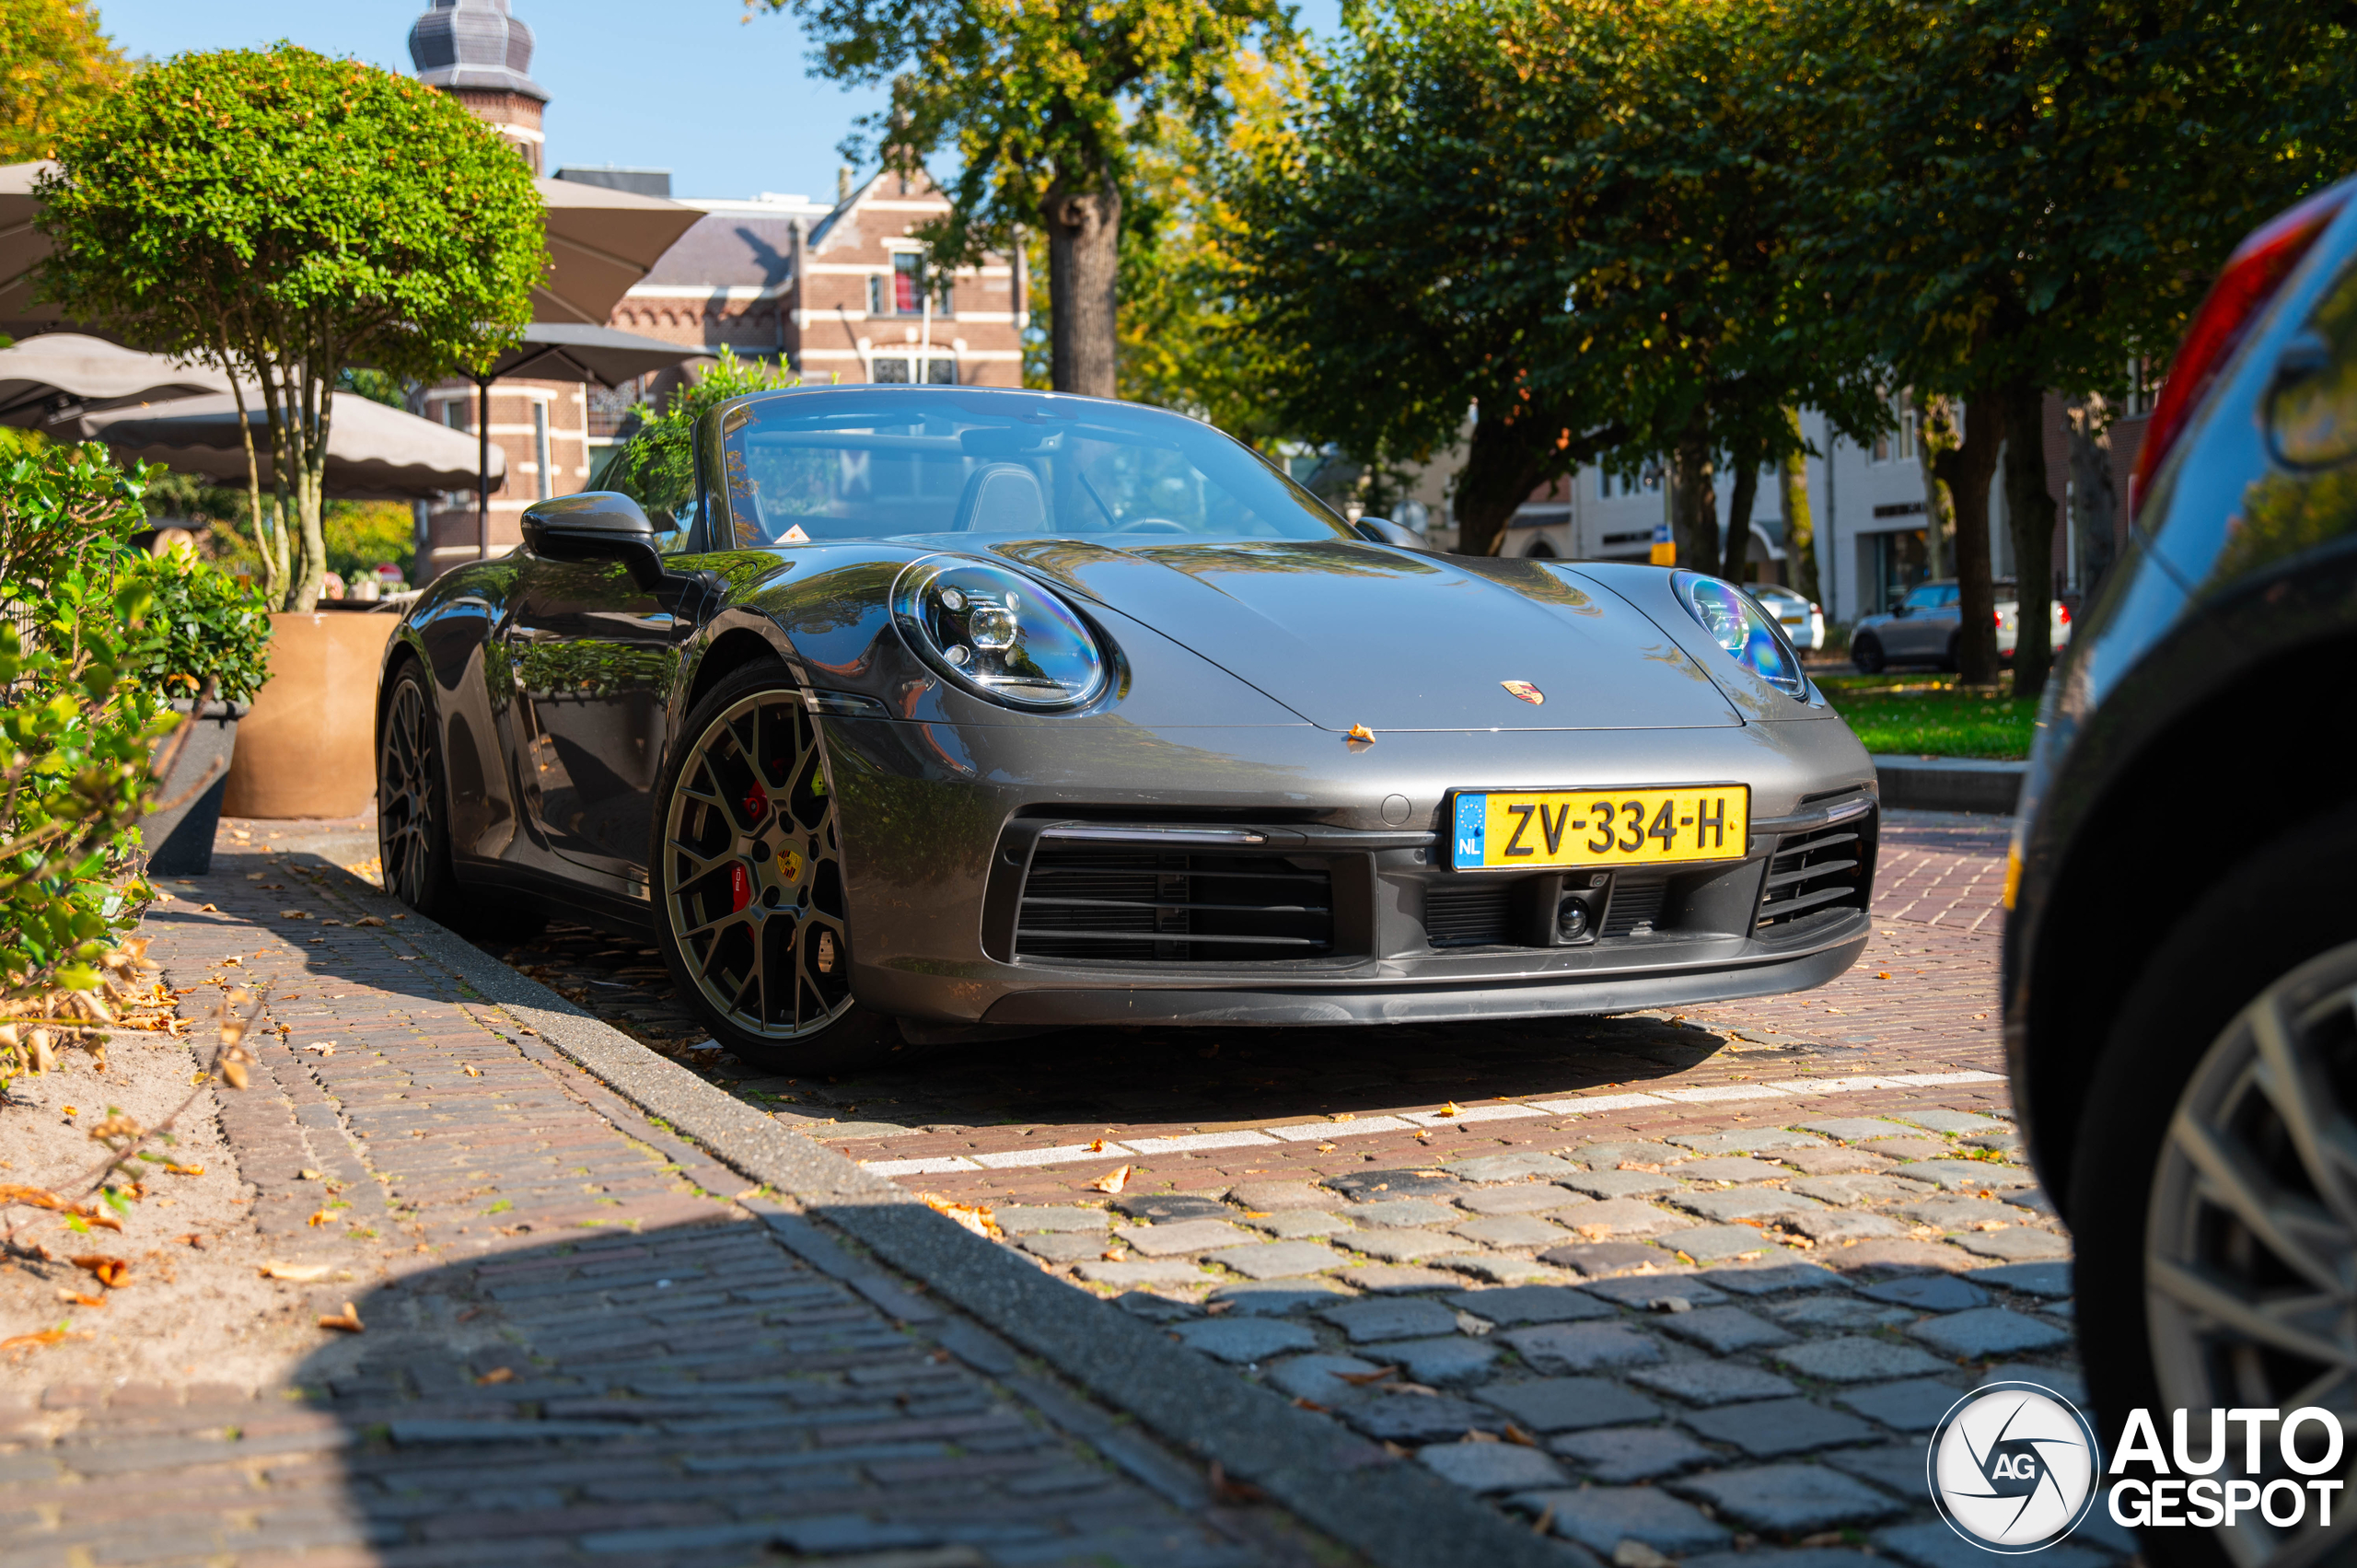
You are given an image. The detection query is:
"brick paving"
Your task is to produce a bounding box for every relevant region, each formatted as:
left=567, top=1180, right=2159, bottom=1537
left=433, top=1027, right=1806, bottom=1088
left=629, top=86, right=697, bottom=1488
left=2, top=853, right=1341, bottom=1568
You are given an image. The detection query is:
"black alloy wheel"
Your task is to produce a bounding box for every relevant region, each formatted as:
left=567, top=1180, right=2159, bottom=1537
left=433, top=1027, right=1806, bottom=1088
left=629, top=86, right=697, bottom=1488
left=1852, top=633, right=1886, bottom=674
left=2070, top=817, right=2357, bottom=1568
left=378, top=663, right=462, bottom=920
left=651, top=663, right=888, bottom=1070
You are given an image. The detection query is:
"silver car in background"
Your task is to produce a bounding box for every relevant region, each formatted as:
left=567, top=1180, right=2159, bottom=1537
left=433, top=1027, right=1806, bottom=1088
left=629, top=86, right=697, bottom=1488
left=1848, top=577, right=2072, bottom=673
left=1749, top=584, right=1825, bottom=651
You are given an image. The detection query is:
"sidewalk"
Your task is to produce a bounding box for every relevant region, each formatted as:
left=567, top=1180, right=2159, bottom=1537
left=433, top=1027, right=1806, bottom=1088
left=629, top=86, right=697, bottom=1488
left=6, top=848, right=1491, bottom=1568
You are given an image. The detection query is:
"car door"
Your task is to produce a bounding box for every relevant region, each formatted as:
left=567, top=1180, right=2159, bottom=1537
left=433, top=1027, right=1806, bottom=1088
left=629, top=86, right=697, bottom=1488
left=501, top=555, right=688, bottom=886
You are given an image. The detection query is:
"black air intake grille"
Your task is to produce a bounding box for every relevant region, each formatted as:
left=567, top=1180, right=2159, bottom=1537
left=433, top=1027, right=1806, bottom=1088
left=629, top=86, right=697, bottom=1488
left=1016, top=847, right=1333, bottom=962
left=1424, top=884, right=1512, bottom=947
left=1602, top=877, right=1668, bottom=937
left=1757, top=817, right=1872, bottom=930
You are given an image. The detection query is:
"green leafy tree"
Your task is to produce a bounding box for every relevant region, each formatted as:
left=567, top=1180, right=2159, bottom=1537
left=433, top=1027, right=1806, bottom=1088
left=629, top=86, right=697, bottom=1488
left=1225, top=0, right=1880, bottom=559
left=1797, top=0, right=2357, bottom=693
left=0, top=0, right=124, bottom=162
left=750, top=0, right=1292, bottom=399
left=603, top=348, right=803, bottom=542
left=35, top=46, right=543, bottom=613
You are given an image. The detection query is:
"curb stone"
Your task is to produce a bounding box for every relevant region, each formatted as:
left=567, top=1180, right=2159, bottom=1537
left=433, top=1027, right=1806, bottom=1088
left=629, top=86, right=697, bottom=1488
left=284, top=852, right=1583, bottom=1568
left=1869, top=754, right=2024, bottom=815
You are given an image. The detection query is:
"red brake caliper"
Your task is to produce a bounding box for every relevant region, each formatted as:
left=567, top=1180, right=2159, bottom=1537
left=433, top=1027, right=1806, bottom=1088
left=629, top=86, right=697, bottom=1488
left=729, top=864, right=752, bottom=912
left=742, top=782, right=770, bottom=820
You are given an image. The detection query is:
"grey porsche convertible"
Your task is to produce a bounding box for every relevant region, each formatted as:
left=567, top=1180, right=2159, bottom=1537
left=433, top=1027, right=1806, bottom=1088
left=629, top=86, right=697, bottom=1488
left=377, top=385, right=1878, bottom=1066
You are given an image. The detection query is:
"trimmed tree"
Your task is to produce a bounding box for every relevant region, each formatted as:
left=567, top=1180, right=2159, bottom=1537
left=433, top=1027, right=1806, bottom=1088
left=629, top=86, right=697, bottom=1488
left=1799, top=0, right=2357, bottom=694
left=750, top=0, right=1290, bottom=399
left=0, top=0, right=124, bottom=162
left=36, top=46, right=542, bottom=611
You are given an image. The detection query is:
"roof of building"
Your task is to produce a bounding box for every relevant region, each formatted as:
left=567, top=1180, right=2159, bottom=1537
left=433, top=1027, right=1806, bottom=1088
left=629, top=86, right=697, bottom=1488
left=634, top=214, right=799, bottom=293
left=409, top=0, right=546, bottom=99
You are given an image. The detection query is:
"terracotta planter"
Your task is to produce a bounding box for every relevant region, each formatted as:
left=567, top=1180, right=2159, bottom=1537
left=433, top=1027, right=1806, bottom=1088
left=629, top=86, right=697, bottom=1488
left=223, top=610, right=399, bottom=820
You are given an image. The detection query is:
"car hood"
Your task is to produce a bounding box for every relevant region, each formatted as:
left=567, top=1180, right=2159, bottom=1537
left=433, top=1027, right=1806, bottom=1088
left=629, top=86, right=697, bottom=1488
left=985, top=537, right=1741, bottom=731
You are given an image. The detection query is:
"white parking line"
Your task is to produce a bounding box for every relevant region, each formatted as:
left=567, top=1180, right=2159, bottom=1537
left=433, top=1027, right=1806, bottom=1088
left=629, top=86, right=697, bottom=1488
left=1121, top=1130, right=1282, bottom=1155
left=970, top=1143, right=1135, bottom=1169
left=1265, top=1116, right=1414, bottom=1142
left=862, top=1156, right=981, bottom=1177
left=1402, top=1104, right=1551, bottom=1126
left=1651, top=1084, right=1794, bottom=1103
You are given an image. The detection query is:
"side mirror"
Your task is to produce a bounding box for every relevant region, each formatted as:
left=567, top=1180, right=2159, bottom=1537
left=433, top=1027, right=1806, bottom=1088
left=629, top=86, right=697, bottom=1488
left=1353, top=517, right=1423, bottom=547
left=522, top=492, right=664, bottom=589
left=1891, top=602, right=1910, bottom=618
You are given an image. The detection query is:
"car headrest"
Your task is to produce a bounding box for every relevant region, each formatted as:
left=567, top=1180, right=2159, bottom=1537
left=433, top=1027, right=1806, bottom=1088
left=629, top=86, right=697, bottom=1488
left=952, top=462, right=1049, bottom=533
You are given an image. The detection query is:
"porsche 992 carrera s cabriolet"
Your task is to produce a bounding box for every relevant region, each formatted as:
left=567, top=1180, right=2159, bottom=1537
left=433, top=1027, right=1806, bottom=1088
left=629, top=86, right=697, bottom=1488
left=378, top=386, right=1879, bottom=1067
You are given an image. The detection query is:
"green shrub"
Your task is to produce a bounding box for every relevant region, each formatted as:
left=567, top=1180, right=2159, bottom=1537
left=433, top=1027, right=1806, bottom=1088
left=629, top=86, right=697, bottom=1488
left=123, top=550, right=273, bottom=704
left=600, top=349, right=801, bottom=537
left=0, top=444, right=174, bottom=1064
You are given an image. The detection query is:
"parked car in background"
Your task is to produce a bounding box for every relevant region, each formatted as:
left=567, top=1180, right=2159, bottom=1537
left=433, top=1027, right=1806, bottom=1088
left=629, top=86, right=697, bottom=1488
left=1748, top=584, right=1825, bottom=651
left=1847, top=576, right=2071, bottom=672
left=2005, top=175, right=2357, bottom=1568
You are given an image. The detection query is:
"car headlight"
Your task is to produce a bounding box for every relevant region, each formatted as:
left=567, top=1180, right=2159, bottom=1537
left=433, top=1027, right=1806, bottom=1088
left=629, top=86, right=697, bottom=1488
left=1673, top=571, right=1807, bottom=698
left=891, top=557, right=1109, bottom=708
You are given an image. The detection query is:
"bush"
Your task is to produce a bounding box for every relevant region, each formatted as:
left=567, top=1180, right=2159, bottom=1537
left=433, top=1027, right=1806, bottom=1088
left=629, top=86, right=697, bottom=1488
left=122, top=549, right=273, bottom=705
left=600, top=349, right=801, bottom=537
left=0, top=444, right=176, bottom=1074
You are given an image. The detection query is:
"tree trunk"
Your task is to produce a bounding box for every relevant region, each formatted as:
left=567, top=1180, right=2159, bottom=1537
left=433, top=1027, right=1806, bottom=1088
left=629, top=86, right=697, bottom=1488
left=1721, top=430, right=1762, bottom=582
left=1916, top=392, right=1957, bottom=581
left=2064, top=395, right=2119, bottom=604
left=1778, top=408, right=1818, bottom=605
left=1931, top=391, right=2003, bottom=685
left=1453, top=407, right=1564, bottom=557
left=2003, top=379, right=2058, bottom=700
left=1043, top=177, right=1120, bottom=399
left=1673, top=423, right=1718, bottom=572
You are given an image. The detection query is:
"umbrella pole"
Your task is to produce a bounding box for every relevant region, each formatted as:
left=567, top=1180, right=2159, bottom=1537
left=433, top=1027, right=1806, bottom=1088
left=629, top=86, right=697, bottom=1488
left=477, top=376, right=493, bottom=560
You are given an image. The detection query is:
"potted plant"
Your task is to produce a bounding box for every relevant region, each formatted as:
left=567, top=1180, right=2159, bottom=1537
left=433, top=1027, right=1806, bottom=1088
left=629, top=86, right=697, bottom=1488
left=127, top=547, right=273, bottom=875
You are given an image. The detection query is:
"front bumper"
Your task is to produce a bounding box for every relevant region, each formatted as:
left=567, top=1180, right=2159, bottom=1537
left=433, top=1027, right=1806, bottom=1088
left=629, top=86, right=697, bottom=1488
left=823, top=715, right=1877, bottom=1028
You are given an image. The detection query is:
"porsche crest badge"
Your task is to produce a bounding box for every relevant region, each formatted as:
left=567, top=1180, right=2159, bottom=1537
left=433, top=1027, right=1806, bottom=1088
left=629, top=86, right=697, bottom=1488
left=1501, top=680, right=1545, bottom=705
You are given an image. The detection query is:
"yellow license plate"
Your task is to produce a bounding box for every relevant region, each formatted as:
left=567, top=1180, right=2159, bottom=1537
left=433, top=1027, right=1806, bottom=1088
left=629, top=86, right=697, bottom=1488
left=1447, top=785, right=1750, bottom=871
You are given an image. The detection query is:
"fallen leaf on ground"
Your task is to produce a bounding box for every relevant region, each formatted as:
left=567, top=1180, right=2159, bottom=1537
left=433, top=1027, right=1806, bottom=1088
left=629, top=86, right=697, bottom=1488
left=320, top=920, right=343, bottom=927
left=1, top=1327, right=84, bottom=1355
left=318, top=1302, right=364, bottom=1333
left=278, top=910, right=308, bottom=920
left=462, top=1065, right=482, bottom=1077
left=199, top=903, right=219, bottom=912
left=1292, top=1397, right=1329, bottom=1412
left=57, top=1291, right=105, bottom=1307
left=1315, top=1143, right=1337, bottom=1154
left=1336, top=1365, right=1398, bottom=1386
left=1435, top=1101, right=1461, bottom=1119
left=1503, top=1423, right=1539, bottom=1447
left=921, top=1194, right=1003, bottom=1239
left=1084, top=1138, right=1107, bottom=1153
left=1531, top=1504, right=1556, bottom=1537
left=298, top=1168, right=323, bottom=1180
left=177, top=1234, right=205, bottom=1249
left=1463, top=1429, right=1501, bottom=1444
left=0, top=1184, right=67, bottom=1211
left=303, top=1041, right=335, bottom=1056
left=70, top=1256, right=129, bottom=1289
left=1088, top=1165, right=1131, bottom=1194
left=166, top=1164, right=203, bottom=1177
left=475, top=1366, right=517, bottom=1386
left=260, top=1262, right=332, bottom=1282
left=1615, top=1540, right=1674, bottom=1568
left=354, top=916, right=387, bottom=928
left=1208, top=1461, right=1267, bottom=1504
left=307, top=1209, right=335, bottom=1226
left=1876, top=971, right=1892, bottom=980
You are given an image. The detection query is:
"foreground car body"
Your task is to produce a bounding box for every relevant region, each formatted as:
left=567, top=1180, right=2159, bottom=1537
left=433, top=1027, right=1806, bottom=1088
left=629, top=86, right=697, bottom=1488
left=380, top=387, right=1876, bottom=1063
left=2005, top=177, right=2357, bottom=1566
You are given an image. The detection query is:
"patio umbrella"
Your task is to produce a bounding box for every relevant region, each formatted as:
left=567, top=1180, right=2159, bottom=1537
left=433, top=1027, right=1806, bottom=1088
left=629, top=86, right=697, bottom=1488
left=458, top=320, right=700, bottom=557
left=83, top=389, right=505, bottom=499
left=534, top=176, right=702, bottom=326
left=0, top=332, right=232, bottom=428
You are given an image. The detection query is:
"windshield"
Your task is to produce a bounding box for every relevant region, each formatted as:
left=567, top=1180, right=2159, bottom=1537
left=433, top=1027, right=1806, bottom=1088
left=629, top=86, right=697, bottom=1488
left=714, top=389, right=1353, bottom=547
left=1903, top=583, right=1958, bottom=610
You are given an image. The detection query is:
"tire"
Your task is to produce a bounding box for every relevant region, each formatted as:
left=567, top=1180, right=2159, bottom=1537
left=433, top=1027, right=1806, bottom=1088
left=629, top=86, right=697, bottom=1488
left=377, top=661, right=547, bottom=943
left=2067, top=815, right=2357, bottom=1568
left=648, top=661, right=891, bottom=1073
left=1851, top=634, right=1886, bottom=674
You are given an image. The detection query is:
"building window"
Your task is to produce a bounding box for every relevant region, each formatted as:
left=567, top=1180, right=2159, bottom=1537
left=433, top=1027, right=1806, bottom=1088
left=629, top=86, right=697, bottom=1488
left=2125, top=357, right=2158, bottom=417
left=870, top=355, right=957, bottom=385
left=893, top=252, right=923, bottom=314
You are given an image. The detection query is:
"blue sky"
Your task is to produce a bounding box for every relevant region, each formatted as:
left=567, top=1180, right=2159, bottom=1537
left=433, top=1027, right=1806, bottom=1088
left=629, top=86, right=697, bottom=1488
left=90, top=0, right=1342, bottom=203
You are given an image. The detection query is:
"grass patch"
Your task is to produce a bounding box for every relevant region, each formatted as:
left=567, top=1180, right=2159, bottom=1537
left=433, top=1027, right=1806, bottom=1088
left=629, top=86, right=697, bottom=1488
left=1819, top=673, right=2035, bottom=760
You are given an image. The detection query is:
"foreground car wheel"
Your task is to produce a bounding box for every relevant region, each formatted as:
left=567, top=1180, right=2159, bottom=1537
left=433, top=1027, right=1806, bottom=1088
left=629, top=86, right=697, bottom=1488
left=1851, top=633, right=1885, bottom=673
left=652, top=664, right=888, bottom=1071
left=378, top=663, right=547, bottom=940
left=2070, top=826, right=2357, bottom=1568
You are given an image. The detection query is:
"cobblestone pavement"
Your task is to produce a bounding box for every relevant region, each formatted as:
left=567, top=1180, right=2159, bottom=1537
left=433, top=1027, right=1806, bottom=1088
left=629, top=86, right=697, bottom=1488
left=3, top=852, right=1348, bottom=1568
left=458, top=809, right=2114, bottom=1565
